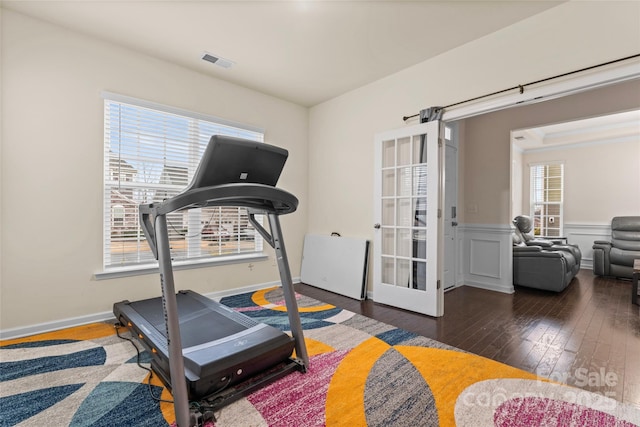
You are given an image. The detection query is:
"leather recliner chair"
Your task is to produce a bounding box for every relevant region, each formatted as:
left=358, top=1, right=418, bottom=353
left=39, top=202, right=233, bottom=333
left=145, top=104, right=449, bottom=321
left=513, top=230, right=577, bottom=292
left=593, top=216, right=640, bottom=279
left=513, top=215, right=582, bottom=276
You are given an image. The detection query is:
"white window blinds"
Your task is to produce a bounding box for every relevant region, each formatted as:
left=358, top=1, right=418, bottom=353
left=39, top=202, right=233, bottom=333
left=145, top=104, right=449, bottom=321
left=103, top=95, right=264, bottom=270
left=530, top=162, right=564, bottom=237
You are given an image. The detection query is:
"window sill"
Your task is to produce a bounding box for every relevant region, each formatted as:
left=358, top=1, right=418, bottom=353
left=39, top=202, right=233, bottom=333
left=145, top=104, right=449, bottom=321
left=94, top=253, right=268, bottom=280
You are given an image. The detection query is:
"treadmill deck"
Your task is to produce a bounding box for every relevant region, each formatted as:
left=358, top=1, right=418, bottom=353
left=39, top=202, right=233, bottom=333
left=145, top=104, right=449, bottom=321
left=113, top=290, right=295, bottom=400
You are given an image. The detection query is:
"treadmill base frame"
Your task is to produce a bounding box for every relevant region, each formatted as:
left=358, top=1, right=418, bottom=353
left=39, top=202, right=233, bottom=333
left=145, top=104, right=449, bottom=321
left=185, top=358, right=306, bottom=426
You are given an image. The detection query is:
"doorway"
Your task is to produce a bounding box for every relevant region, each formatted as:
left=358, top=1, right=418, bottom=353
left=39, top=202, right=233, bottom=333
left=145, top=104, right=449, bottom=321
left=447, top=77, right=640, bottom=293
left=510, top=109, right=640, bottom=270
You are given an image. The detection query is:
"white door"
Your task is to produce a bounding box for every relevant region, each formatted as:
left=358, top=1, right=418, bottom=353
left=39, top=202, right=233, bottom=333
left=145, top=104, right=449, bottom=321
left=373, top=121, right=444, bottom=317
left=443, top=125, right=458, bottom=290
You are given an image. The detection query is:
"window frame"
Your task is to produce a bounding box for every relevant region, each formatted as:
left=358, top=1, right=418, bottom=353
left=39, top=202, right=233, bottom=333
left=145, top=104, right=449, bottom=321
left=529, top=161, right=564, bottom=237
left=96, top=93, right=268, bottom=280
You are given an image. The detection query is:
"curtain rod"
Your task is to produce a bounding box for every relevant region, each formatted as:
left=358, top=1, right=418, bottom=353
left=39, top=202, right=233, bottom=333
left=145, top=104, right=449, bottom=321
left=402, top=53, right=640, bottom=122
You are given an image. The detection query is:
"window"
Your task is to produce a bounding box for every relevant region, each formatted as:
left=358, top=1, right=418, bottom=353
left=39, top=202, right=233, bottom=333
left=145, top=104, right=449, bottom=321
left=530, top=162, right=564, bottom=237
left=103, top=94, right=264, bottom=272
left=112, top=205, right=125, bottom=227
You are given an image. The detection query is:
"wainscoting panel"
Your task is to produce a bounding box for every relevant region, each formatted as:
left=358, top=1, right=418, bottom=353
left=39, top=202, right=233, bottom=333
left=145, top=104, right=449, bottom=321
left=458, top=224, right=514, bottom=294
left=470, top=239, right=501, bottom=278
left=564, top=223, right=611, bottom=271
left=455, top=222, right=612, bottom=295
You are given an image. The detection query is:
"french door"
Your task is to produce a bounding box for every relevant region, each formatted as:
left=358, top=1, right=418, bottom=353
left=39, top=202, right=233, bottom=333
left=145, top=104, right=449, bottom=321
left=373, top=121, right=444, bottom=317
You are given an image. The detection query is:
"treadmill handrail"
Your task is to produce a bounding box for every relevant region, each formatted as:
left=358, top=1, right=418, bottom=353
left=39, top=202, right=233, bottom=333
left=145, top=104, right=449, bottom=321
left=139, top=183, right=298, bottom=259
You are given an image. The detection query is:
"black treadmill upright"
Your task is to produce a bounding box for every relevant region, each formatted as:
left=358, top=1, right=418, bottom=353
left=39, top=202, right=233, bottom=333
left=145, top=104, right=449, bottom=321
left=113, top=135, right=308, bottom=427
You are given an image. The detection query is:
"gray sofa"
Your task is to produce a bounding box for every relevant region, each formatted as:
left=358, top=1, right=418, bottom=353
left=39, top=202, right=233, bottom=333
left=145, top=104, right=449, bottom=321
left=513, top=235, right=577, bottom=292
left=593, top=216, right=640, bottom=279
left=513, top=215, right=582, bottom=274
left=512, top=216, right=579, bottom=292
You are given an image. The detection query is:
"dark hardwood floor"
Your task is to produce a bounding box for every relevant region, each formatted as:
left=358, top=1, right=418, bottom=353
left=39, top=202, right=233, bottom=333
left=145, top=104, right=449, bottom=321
left=295, top=269, right=640, bottom=408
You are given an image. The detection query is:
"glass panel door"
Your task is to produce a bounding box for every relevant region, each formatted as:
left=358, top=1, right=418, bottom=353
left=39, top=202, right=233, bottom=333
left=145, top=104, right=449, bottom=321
left=373, top=121, right=443, bottom=316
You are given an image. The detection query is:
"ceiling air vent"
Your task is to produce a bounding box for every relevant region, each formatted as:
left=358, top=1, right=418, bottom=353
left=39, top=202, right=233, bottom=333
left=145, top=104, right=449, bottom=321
left=202, top=52, right=234, bottom=69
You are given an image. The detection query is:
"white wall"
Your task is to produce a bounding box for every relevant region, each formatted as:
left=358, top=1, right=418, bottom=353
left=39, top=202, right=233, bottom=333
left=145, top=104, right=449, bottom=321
left=461, top=80, right=640, bottom=225
left=0, top=10, right=309, bottom=331
left=308, top=1, right=640, bottom=236
left=455, top=81, right=640, bottom=280
left=308, top=1, right=640, bottom=293
left=3, top=1, right=640, bottom=331
left=520, top=138, right=640, bottom=269
left=521, top=139, right=640, bottom=223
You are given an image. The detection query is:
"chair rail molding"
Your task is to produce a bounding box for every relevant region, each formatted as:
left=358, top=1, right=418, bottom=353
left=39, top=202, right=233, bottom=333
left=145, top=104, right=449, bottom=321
left=458, top=223, right=514, bottom=294
left=564, top=222, right=611, bottom=271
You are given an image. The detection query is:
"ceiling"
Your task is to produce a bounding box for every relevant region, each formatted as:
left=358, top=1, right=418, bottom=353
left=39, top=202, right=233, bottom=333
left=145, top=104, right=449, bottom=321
left=512, top=109, right=640, bottom=152
left=1, top=0, right=564, bottom=107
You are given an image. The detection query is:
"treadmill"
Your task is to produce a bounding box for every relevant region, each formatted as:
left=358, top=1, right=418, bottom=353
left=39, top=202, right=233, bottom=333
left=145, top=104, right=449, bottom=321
left=113, top=135, right=308, bottom=427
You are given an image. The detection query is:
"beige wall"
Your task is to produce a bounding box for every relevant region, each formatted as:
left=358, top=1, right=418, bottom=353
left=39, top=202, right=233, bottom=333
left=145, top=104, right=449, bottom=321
left=461, top=80, right=640, bottom=224
left=461, top=79, right=640, bottom=225
left=0, top=10, right=308, bottom=330
left=2, top=1, right=640, bottom=331
left=308, top=1, right=640, bottom=237
left=520, top=138, right=640, bottom=223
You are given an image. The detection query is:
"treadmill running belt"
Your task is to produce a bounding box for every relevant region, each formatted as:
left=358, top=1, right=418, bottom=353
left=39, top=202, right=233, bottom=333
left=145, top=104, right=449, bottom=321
left=127, top=294, right=248, bottom=348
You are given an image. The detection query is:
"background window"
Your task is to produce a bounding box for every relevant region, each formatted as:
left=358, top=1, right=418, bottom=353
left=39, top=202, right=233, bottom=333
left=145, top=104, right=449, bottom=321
left=530, top=162, right=564, bottom=237
left=103, top=96, right=264, bottom=270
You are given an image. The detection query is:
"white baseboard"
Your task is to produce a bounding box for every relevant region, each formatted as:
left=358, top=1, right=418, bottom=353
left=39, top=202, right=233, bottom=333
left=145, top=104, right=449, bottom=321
left=456, top=222, right=606, bottom=292
left=366, top=224, right=516, bottom=301
left=204, top=280, right=287, bottom=301
left=464, top=280, right=515, bottom=294
left=343, top=223, right=607, bottom=304
left=363, top=223, right=604, bottom=302
left=0, top=311, right=117, bottom=342
left=0, top=279, right=295, bottom=341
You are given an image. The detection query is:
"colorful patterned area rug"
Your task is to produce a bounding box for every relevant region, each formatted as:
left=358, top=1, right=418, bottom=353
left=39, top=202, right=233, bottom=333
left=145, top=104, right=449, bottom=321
left=2, top=287, right=639, bottom=426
